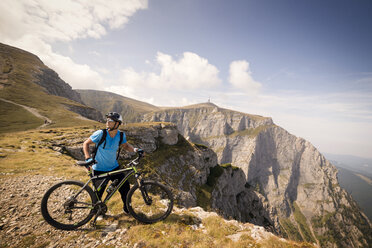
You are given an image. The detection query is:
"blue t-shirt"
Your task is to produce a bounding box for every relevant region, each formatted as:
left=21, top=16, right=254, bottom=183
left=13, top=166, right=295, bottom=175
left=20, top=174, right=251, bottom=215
left=90, top=130, right=127, bottom=171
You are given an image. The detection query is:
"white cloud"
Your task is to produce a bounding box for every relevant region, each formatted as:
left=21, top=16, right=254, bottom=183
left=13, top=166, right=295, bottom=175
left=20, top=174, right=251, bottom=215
left=0, top=0, right=148, bottom=89
left=120, top=52, right=222, bottom=90
left=104, top=51, right=222, bottom=106
left=271, top=112, right=372, bottom=159
left=228, top=60, right=261, bottom=95
left=0, top=0, right=148, bottom=42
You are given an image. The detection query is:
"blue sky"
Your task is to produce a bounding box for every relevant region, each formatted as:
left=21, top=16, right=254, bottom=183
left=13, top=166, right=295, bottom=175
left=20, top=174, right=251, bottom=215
left=1, top=0, right=372, bottom=159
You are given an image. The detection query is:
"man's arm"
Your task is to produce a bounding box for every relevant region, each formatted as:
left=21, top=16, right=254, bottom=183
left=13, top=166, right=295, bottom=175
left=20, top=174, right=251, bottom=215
left=120, top=142, right=136, bottom=153
left=83, top=138, right=95, bottom=160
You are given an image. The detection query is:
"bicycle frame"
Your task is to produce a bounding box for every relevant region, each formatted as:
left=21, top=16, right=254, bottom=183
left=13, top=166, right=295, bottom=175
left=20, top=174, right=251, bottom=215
left=73, top=156, right=142, bottom=206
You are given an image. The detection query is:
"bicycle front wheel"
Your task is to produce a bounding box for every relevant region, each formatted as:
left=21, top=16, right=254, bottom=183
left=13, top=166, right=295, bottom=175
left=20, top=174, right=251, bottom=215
left=41, top=180, right=97, bottom=230
left=127, top=180, right=173, bottom=224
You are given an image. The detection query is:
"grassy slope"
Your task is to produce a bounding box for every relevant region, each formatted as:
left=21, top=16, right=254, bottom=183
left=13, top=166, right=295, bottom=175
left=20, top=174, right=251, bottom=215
left=0, top=100, right=44, bottom=132
left=0, top=43, right=97, bottom=133
left=77, top=89, right=159, bottom=122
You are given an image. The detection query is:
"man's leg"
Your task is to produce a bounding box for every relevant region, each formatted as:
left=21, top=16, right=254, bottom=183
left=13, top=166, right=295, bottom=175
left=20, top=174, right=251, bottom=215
left=92, top=170, right=109, bottom=200
left=111, top=173, right=130, bottom=213
left=119, top=181, right=130, bottom=213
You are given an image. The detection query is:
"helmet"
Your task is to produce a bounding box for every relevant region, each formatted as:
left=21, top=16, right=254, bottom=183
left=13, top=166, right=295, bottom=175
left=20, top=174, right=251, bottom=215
left=105, top=112, right=123, bottom=124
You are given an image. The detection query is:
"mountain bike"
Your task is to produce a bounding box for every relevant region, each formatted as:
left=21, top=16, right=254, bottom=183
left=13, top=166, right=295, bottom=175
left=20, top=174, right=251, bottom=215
left=41, top=152, right=174, bottom=230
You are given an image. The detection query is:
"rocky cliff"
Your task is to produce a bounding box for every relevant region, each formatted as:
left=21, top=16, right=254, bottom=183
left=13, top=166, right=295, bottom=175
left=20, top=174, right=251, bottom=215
left=140, top=104, right=372, bottom=248
left=63, top=103, right=103, bottom=122
left=35, top=68, right=83, bottom=104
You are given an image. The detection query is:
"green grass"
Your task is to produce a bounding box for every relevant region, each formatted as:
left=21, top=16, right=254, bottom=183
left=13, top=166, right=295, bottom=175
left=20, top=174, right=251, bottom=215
left=0, top=100, right=44, bottom=133
left=221, top=163, right=239, bottom=170
left=311, top=211, right=336, bottom=228
left=126, top=214, right=258, bottom=248
left=0, top=126, right=93, bottom=180
left=279, top=218, right=303, bottom=242
left=194, top=143, right=209, bottom=149
left=292, top=202, right=316, bottom=243
left=228, top=125, right=273, bottom=138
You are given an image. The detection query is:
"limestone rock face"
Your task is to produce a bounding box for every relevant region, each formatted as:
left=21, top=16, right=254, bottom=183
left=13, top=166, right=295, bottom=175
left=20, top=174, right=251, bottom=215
left=140, top=104, right=372, bottom=248
left=211, top=166, right=276, bottom=232
left=35, top=68, right=83, bottom=104
left=159, top=124, right=179, bottom=145
left=141, top=105, right=273, bottom=164
left=64, top=104, right=103, bottom=122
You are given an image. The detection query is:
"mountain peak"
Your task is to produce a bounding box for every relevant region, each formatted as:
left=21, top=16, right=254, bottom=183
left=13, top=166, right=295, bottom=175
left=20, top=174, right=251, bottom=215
left=183, top=102, right=219, bottom=109
left=158, top=102, right=219, bottom=110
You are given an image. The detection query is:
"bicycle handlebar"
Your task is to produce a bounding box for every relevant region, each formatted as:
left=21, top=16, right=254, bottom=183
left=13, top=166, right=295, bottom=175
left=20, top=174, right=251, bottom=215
left=76, top=159, right=95, bottom=167
left=76, top=152, right=144, bottom=169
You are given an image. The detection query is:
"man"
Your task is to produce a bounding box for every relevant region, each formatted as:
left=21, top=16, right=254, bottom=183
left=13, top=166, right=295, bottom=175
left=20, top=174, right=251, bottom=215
left=83, top=112, right=141, bottom=214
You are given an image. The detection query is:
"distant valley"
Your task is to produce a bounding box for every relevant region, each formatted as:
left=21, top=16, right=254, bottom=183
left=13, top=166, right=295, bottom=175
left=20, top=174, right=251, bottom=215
left=325, top=154, right=372, bottom=221
left=325, top=153, right=372, bottom=178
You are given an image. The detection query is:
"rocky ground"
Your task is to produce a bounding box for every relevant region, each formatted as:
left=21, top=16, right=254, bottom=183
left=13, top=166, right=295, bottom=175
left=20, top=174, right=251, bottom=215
left=0, top=175, right=132, bottom=248
left=0, top=174, right=307, bottom=248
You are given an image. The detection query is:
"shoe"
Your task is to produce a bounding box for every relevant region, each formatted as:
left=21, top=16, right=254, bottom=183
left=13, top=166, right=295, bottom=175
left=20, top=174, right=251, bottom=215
left=96, top=213, right=107, bottom=221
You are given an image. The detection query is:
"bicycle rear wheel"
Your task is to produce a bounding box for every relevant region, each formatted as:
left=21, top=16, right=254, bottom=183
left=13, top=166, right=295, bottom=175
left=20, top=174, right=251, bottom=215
left=127, top=180, right=173, bottom=224
left=41, top=180, right=97, bottom=230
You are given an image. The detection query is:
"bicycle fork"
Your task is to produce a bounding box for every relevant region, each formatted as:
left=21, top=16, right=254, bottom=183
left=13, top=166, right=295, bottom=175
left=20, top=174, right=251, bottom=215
left=136, top=173, right=152, bottom=205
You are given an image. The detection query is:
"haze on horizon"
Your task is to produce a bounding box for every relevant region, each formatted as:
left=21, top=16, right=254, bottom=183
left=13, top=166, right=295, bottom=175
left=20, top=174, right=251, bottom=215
left=1, top=0, right=372, bottom=159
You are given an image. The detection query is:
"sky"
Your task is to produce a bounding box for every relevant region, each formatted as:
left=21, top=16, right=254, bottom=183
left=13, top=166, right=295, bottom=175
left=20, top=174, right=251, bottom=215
left=1, top=0, right=372, bottom=159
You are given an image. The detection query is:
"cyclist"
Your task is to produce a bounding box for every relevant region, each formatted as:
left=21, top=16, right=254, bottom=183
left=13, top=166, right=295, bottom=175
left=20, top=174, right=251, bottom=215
left=83, top=112, right=142, bottom=214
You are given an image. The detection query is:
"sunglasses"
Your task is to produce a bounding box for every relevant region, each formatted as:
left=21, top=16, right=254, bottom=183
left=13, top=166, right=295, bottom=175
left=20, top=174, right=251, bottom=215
left=106, top=119, right=115, bottom=123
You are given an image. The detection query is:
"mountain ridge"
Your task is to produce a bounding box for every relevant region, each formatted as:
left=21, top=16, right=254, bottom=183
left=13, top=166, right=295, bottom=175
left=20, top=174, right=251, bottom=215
left=0, top=42, right=103, bottom=132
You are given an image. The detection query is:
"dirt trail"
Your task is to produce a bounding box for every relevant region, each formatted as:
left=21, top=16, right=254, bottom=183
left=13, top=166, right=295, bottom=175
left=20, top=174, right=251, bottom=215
left=0, top=98, right=52, bottom=128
